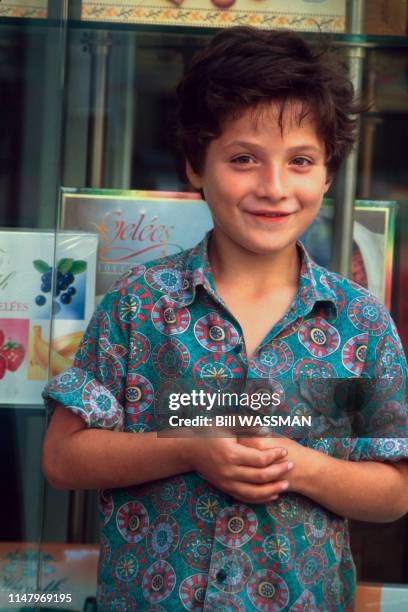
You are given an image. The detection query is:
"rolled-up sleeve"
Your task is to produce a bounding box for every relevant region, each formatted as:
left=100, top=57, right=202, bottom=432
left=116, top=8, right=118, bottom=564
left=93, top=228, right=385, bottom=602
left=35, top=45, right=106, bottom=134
left=349, top=307, right=408, bottom=462
left=42, top=290, right=128, bottom=431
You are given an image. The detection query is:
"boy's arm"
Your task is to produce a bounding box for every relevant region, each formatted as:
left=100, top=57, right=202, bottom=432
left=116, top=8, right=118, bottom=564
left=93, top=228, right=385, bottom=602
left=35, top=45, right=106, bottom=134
left=292, top=440, right=408, bottom=522
left=42, top=404, right=292, bottom=498
left=240, top=436, right=408, bottom=522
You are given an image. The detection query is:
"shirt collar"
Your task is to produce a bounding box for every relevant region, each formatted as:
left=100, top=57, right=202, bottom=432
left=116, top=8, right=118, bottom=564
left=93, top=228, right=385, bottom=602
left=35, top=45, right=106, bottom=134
left=176, top=230, right=339, bottom=316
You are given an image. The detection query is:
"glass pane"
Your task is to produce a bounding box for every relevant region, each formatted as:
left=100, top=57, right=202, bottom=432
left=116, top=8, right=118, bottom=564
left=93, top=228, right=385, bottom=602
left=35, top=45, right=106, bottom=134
left=0, top=7, right=67, bottom=608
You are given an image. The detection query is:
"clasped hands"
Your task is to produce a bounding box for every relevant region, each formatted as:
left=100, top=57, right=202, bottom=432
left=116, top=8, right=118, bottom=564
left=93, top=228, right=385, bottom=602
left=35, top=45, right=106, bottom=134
left=184, top=431, right=306, bottom=504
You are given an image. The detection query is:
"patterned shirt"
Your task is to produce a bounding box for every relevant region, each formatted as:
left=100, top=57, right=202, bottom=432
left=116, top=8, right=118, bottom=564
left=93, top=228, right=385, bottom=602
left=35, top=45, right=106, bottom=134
left=43, top=232, right=408, bottom=611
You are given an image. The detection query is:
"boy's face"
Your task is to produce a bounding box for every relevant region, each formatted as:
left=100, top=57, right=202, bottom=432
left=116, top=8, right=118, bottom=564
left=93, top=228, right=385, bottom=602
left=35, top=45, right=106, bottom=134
left=186, top=101, right=331, bottom=258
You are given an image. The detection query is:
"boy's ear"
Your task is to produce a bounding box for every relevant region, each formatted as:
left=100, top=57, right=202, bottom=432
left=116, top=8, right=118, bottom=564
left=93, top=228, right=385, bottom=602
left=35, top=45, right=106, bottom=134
left=324, top=174, right=333, bottom=194
left=185, top=160, right=202, bottom=190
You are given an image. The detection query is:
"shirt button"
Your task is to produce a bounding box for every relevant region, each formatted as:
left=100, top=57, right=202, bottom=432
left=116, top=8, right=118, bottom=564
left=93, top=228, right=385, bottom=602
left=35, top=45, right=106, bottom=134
left=216, top=569, right=227, bottom=582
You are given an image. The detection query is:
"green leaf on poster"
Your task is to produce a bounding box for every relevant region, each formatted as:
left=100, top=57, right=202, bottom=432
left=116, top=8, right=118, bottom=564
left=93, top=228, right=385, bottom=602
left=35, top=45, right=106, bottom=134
left=33, top=260, right=50, bottom=273
left=57, top=258, right=74, bottom=274
left=70, top=260, right=87, bottom=275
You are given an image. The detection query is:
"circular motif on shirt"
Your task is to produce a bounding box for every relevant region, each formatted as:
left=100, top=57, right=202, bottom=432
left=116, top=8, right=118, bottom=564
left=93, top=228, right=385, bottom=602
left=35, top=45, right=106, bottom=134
left=99, top=489, right=113, bottom=525
left=152, top=338, right=190, bottom=378
left=96, top=310, right=111, bottom=352
left=215, top=504, right=258, bottom=548
left=333, top=285, right=346, bottom=314
left=341, top=334, right=367, bottom=375
left=251, top=524, right=295, bottom=572
left=145, top=264, right=184, bottom=295
left=329, top=519, right=346, bottom=562
left=48, top=368, right=86, bottom=393
left=146, top=515, right=179, bottom=560
left=300, top=284, right=315, bottom=306
left=304, top=507, right=329, bottom=546
left=112, top=544, right=146, bottom=589
left=348, top=295, right=388, bottom=336
left=371, top=401, right=406, bottom=436
left=113, top=284, right=153, bottom=329
left=129, top=333, right=151, bottom=368
left=276, top=318, right=304, bottom=340
left=368, top=438, right=401, bottom=459
left=192, top=354, right=245, bottom=390
left=246, top=569, right=289, bottom=610
left=289, top=589, right=317, bottom=611
left=74, top=333, right=96, bottom=369
left=295, top=548, right=327, bottom=588
left=298, top=318, right=340, bottom=358
left=189, top=482, right=224, bottom=530
left=267, top=494, right=304, bottom=527
left=244, top=379, right=286, bottom=414
left=82, top=381, right=120, bottom=428
left=293, top=358, right=336, bottom=380
left=179, top=573, right=208, bottom=611
left=116, top=501, right=149, bottom=544
left=209, top=548, right=252, bottom=593
left=205, top=592, right=245, bottom=612
left=180, top=529, right=212, bottom=570
left=111, top=264, right=146, bottom=292
left=97, top=352, right=125, bottom=396
left=323, top=566, right=349, bottom=607
left=194, top=313, right=239, bottom=352
left=151, top=476, right=187, bottom=514
left=125, top=373, right=154, bottom=415
left=250, top=341, right=294, bottom=378
left=142, top=560, right=176, bottom=604
left=100, top=533, right=111, bottom=565
left=376, top=335, right=403, bottom=375
left=152, top=296, right=191, bottom=335
left=104, top=592, right=136, bottom=611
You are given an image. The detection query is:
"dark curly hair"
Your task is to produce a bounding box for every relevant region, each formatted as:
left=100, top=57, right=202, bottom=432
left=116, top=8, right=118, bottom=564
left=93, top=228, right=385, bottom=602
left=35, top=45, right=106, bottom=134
left=176, top=27, right=365, bottom=179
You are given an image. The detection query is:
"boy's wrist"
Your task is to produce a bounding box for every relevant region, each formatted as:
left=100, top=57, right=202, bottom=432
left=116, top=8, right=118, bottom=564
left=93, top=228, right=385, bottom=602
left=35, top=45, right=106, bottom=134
left=290, top=444, right=325, bottom=496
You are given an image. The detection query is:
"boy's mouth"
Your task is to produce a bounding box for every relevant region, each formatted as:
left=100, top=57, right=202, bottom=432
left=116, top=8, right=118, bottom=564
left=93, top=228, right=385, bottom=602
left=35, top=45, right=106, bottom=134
left=245, top=210, right=292, bottom=220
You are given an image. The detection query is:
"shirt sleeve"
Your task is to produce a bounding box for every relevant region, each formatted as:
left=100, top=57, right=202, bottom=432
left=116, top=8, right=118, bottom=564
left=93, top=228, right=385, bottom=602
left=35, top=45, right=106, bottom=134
left=349, top=303, right=408, bottom=462
left=42, top=289, right=129, bottom=431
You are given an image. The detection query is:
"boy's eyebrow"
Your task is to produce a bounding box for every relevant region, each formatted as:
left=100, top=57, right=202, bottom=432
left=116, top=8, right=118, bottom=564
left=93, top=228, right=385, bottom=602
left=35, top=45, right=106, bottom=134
left=224, top=141, right=324, bottom=155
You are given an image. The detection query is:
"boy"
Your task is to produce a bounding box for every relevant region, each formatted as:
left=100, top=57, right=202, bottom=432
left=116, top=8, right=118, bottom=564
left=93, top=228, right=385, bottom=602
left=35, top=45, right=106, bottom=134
left=43, top=27, right=408, bottom=610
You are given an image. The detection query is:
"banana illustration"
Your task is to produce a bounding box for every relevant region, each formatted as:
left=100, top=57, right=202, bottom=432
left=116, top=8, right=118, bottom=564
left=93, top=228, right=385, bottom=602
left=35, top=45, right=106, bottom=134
left=51, top=331, right=84, bottom=357
left=33, top=325, right=73, bottom=376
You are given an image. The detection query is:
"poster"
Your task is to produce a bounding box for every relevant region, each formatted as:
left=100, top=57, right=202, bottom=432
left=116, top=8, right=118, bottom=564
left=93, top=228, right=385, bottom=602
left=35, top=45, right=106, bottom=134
left=302, top=200, right=396, bottom=308
left=62, top=189, right=395, bottom=310
left=61, top=189, right=213, bottom=301
left=81, top=0, right=346, bottom=32
left=0, top=230, right=97, bottom=405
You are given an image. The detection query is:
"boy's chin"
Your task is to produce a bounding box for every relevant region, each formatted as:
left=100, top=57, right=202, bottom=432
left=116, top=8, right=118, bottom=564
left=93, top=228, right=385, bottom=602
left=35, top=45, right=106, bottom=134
left=239, top=236, right=298, bottom=256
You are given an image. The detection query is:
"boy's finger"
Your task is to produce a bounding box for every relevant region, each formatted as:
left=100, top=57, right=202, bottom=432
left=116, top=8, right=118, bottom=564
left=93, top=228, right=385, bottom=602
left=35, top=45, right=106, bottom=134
left=233, top=443, right=288, bottom=467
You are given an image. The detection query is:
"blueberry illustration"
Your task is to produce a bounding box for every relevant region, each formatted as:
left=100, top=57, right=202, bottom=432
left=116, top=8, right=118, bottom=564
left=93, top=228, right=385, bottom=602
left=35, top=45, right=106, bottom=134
left=63, top=272, right=74, bottom=286
left=67, top=287, right=76, bottom=296
left=41, top=282, right=51, bottom=293
left=35, top=295, right=46, bottom=306
left=60, top=292, right=71, bottom=305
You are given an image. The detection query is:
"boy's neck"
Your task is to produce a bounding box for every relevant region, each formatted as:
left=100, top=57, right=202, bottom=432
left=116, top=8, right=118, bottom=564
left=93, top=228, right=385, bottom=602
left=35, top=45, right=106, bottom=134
left=208, top=228, right=300, bottom=298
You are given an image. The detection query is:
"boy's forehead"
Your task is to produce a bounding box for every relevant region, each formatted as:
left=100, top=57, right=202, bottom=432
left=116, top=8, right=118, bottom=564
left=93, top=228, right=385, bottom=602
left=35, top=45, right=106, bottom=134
left=226, top=99, right=319, bottom=136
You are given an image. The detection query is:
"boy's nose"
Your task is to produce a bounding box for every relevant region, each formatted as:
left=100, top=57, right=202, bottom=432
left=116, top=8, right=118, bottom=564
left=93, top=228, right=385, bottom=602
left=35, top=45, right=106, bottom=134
left=254, top=166, right=287, bottom=201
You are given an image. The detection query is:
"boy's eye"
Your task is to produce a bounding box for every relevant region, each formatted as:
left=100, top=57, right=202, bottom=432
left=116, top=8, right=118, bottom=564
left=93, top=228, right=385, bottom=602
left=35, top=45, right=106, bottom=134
left=291, top=157, right=312, bottom=167
left=231, top=155, right=256, bottom=164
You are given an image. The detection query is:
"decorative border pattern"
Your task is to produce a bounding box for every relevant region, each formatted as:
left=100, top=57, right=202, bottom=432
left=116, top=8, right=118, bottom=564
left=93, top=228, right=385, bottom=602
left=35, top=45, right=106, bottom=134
left=0, top=2, right=47, bottom=18
left=81, top=2, right=345, bottom=32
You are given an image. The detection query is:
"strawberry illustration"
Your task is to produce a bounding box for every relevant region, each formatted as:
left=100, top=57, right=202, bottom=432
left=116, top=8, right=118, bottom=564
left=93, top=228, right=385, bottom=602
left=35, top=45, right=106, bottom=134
left=1, top=341, right=25, bottom=372
left=0, top=329, right=4, bottom=346
left=0, top=354, right=6, bottom=379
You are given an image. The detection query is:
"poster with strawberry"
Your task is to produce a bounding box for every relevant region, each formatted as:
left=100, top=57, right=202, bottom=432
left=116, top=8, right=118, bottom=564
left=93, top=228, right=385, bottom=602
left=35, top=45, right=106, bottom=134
left=0, top=319, right=28, bottom=386
left=0, top=230, right=97, bottom=405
